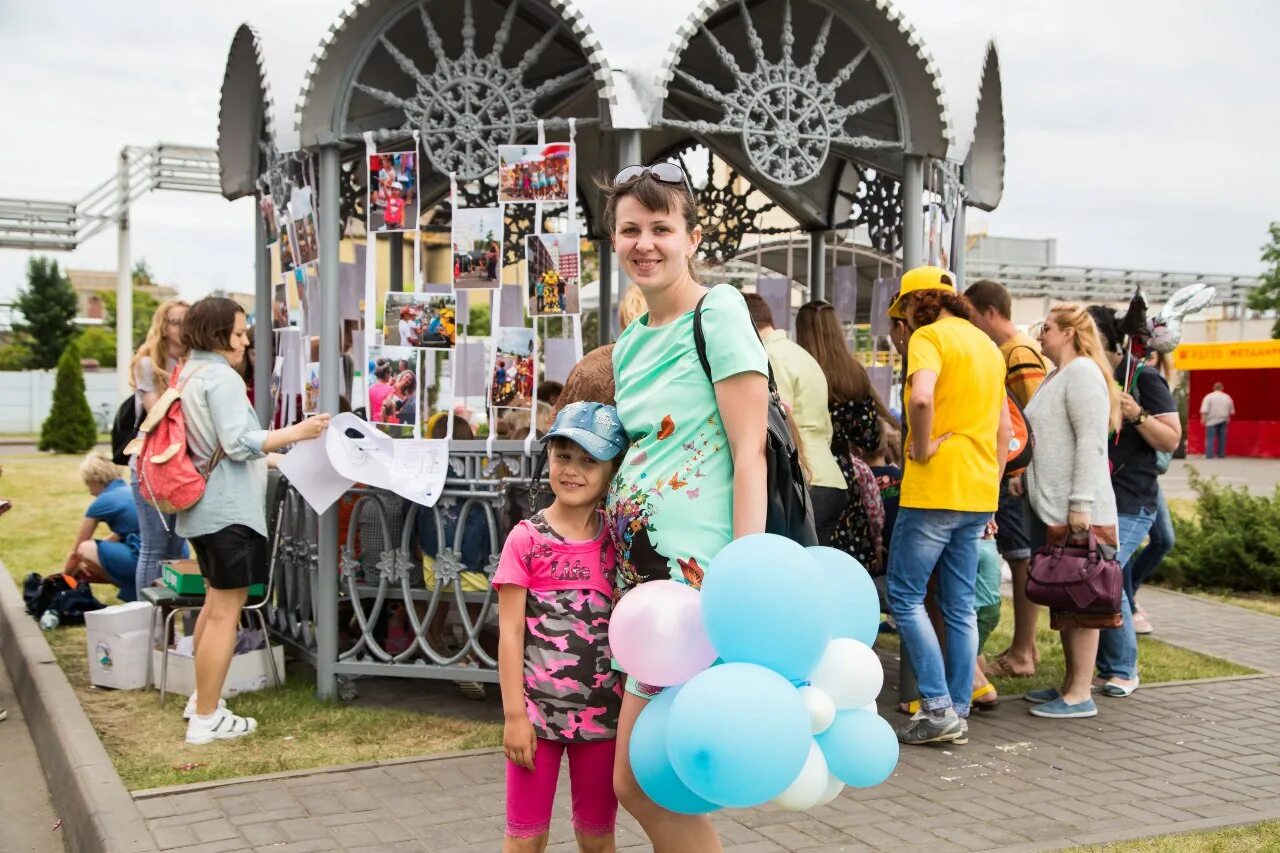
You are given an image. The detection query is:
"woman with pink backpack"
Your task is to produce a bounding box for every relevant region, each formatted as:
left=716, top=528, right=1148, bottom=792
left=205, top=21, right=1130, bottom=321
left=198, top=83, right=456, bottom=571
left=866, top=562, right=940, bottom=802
left=174, top=297, right=329, bottom=745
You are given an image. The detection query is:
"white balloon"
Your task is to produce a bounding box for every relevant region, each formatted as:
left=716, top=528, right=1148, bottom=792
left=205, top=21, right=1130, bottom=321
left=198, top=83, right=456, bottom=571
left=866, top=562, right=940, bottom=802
left=808, top=638, right=883, bottom=710
left=770, top=741, right=830, bottom=811
left=815, top=772, right=845, bottom=807
left=798, top=686, right=837, bottom=735
left=862, top=700, right=879, bottom=714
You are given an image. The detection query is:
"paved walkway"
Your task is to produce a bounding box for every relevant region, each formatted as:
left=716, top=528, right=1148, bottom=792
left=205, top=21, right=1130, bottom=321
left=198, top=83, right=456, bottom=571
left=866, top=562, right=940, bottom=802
left=128, top=589, right=1280, bottom=853
left=0, top=657, right=64, bottom=853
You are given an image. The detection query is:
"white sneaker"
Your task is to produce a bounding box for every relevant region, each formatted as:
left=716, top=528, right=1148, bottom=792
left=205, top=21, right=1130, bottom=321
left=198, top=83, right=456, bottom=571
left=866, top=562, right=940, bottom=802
left=182, top=694, right=227, bottom=720
left=185, top=708, right=258, bottom=745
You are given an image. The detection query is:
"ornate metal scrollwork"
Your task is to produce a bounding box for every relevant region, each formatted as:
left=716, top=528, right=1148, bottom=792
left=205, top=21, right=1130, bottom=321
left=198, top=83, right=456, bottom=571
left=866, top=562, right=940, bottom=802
left=666, top=0, right=900, bottom=187
left=837, top=164, right=903, bottom=255
left=354, top=0, right=591, bottom=181
left=339, top=157, right=367, bottom=235
left=435, top=546, right=464, bottom=585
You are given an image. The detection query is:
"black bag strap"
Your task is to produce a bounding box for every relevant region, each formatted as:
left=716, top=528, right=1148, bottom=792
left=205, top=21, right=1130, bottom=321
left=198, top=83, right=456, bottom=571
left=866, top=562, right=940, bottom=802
left=692, top=288, right=780, bottom=394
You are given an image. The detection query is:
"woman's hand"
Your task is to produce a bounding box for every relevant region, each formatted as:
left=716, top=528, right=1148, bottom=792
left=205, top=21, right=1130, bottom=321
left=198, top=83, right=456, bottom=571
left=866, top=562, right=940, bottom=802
left=1068, top=509, right=1091, bottom=534
left=503, top=713, right=537, bottom=771
left=292, top=414, right=331, bottom=442
left=1119, top=392, right=1141, bottom=422
left=908, top=432, right=953, bottom=463
left=1008, top=475, right=1025, bottom=498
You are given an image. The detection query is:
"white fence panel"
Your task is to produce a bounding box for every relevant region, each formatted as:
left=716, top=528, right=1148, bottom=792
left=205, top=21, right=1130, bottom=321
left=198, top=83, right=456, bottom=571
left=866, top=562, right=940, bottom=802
left=0, top=370, right=121, bottom=434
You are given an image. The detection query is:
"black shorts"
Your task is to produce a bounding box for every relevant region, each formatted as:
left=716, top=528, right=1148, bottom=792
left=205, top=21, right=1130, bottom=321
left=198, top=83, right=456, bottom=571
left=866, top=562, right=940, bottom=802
left=995, top=479, right=1031, bottom=562
left=190, top=525, right=269, bottom=590
left=811, top=486, right=848, bottom=547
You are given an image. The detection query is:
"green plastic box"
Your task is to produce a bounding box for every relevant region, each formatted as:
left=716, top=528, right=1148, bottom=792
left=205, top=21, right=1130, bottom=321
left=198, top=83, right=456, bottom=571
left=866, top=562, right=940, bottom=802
left=161, top=560, right=264, bottom=597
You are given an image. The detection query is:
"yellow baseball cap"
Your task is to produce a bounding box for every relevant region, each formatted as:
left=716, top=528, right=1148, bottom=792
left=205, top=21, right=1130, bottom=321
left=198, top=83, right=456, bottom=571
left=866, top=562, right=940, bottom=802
left=886, top=265, right=956, bottom=320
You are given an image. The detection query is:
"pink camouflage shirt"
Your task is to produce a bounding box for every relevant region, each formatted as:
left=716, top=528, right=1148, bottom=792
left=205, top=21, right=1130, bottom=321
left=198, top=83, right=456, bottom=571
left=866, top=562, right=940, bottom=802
left=494, top=511, right=622, bottom=741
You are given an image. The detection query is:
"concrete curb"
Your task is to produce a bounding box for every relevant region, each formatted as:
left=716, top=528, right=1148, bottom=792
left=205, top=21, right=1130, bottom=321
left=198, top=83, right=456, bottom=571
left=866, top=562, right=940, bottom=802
left=0, top=568, right=158, bottom=853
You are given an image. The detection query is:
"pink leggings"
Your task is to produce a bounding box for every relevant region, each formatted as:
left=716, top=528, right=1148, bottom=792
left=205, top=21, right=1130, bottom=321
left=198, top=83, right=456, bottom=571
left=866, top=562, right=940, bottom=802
left=505, top=738, right=618, bottom=839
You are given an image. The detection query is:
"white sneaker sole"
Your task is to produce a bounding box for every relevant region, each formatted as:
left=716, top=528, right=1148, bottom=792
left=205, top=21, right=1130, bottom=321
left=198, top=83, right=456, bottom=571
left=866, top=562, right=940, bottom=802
left=185, top=717, right=258, bottom=746
left=1029, top=706, right=1098, bottom=719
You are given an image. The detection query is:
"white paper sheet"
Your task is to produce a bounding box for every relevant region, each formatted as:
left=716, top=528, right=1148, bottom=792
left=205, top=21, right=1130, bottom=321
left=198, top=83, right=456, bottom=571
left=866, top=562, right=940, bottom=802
left=277, top=434, right=354, bottom=514
left=453, top=339, right=490, bottom=397
left=543, top=337, right=577, bottom=384
left=389, top=439, right=450, bottom=507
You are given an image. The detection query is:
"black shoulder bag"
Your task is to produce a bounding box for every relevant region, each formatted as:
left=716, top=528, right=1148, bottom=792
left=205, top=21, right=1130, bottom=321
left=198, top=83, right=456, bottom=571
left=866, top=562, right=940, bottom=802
left=693, top=291, right=817, bottom=547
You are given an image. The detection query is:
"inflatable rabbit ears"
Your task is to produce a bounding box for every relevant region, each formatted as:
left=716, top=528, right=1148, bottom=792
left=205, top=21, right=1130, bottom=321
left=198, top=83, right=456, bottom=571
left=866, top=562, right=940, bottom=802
left=1146, top=282, right=1216, bottom=354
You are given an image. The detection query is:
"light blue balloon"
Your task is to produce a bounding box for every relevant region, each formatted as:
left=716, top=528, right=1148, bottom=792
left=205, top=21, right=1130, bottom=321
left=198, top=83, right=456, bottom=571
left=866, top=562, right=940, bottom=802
left=807, top=545, right=880, bottom=647
left=667, top=662, right=811, bottom=808
left=702, top=534, right=831, bottom=679
left=629, top=687, right=720, bottom=815
left=816, top=709, right=899, bottom=788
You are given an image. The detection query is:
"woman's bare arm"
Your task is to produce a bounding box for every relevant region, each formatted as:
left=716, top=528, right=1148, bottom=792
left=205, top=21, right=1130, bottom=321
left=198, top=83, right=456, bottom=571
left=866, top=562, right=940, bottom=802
left=715, top=371, right=769, bottom=539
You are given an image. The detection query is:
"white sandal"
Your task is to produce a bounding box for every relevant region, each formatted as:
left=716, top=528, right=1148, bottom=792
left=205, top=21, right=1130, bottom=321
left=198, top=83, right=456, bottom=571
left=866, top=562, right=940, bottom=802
left=185, top=708, right=258, bottom=745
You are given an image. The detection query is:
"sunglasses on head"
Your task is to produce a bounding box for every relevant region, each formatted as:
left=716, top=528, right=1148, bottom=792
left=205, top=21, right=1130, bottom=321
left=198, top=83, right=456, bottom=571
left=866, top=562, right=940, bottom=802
left=613, top=162, right=691, bottom=192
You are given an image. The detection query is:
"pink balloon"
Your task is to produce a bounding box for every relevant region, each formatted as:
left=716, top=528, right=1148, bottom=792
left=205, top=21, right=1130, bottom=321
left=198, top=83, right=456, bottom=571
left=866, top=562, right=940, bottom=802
left=609, top=580, right=718, bottom=687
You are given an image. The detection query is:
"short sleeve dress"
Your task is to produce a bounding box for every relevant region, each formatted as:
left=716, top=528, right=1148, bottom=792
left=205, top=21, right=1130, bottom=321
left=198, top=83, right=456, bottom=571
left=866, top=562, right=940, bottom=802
left=605, top=284, right=768, bottom=597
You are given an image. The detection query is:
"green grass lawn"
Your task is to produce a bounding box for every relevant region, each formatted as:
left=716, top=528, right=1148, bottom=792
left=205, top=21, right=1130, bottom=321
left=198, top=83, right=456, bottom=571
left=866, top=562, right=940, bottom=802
left=1070, top=820, right=1280, bottom=852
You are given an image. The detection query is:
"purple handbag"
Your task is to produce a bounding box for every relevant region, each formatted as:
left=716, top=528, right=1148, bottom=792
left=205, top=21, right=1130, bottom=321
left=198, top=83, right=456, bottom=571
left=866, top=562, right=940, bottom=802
left=1026, top=530, right=1123, bottom=613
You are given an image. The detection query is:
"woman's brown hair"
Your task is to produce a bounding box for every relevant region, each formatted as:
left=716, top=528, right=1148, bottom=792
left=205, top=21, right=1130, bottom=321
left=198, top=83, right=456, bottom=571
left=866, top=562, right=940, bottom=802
left=903, top=289, right=974, bottom=327
left=795, top=301, right=892, bottom=419
left=180, top=297, right=245, bottom=353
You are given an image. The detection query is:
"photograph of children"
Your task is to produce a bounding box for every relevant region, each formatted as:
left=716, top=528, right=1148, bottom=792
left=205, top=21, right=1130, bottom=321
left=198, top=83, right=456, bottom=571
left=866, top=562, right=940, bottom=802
left=383, top=292, right=457, bottom=349
left=367, top=346, right=423, bottom=429
left=451, top=207, right=503, bottom=289
left=260, top=194, right=279, bottom=245
left=271, top=281, right=289, bottom=330
left=290, top=185, right=320, bottom=266
left=367, top=151, right=418, bottom=232
left=489, top=328, right=536, bottom=411
left=525, top=232, right=581, bottom=317
left=497, top=143, right=572, bottom=203
left=277, top=208, right=297, bottom=273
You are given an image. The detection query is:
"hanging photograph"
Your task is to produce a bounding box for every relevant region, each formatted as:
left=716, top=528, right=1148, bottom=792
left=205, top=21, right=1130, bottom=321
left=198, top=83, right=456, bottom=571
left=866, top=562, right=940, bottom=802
left=367, top=345, right=423, bottom=429
left=452, top=207, right=503, bottom=289
left=304, top=362, right=320, bottom=415
left=290, top=185, right=320, bottom=266
left=367, top=151, right=418, bottom=232
left=382, top=292, right=457, bottom=348
left=497, top=143, right=573, bottom=203
left=271, top=281, right=289, bottom=330
left=277, top=208, right=298, bottom=274
left=259, top=194, right=279, bottom=245
left=489, top=327, right=535, bottom=411
left=525, top=233, right=581, bottom=317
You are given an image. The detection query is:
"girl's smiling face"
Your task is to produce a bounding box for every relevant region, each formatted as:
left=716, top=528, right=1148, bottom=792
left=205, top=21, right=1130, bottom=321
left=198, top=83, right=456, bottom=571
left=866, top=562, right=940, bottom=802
left=548, top=439, right=612, bottom=510
left=612, top=195, right=701, bottom=293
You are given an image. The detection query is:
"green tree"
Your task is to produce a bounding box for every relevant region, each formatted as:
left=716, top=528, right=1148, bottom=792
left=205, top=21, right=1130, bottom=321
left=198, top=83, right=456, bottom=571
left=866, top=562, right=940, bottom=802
left=98, top=286, right=160, bottom=345
left=467, top=301, right=491, bottom=336
left=13, top=257, right=78, bottom=369
left=77, top=326, right=118, bottom=367
left=39, top=342, right=98, bottom=453
left=1249, top=222, right=1280, bottom=338
left=0, top=340, right=33, bottom=371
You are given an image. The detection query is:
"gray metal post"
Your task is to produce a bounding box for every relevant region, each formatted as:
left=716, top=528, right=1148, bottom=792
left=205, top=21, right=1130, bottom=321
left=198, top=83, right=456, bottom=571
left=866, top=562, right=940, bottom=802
left=951, top=203, right=968, bottom=290
left=607, top=130, right=642, bottom=344
left=597, top=239, right=614, bottom=344
left=315, top=143, right=341, bottom=700
left=901, top=155, right=924, bottom=272
left=809, top=230, right=826, bottom=302
left=253, top=202, right=273, bottom=427
left=389, top=232, right=404, bottom=292
left=115, top=149, right=132, bottom=400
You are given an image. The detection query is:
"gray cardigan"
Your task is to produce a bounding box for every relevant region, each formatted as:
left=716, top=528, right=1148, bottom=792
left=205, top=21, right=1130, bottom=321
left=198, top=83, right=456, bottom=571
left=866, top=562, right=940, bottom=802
left=1023, top=357, right=1117, bottom=528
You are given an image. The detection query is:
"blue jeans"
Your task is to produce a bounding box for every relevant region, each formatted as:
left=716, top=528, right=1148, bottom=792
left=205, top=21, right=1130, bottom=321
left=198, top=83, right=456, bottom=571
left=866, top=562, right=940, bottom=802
left=1096, top=509, right=1155, bottom=681
left=1126, top=487, right=1174, bottom=610
left=887, top=508, right=989, bottom=717
left=131, top=475, right=188, bottom=595
left=1206, top=422, right=1228, bottom=458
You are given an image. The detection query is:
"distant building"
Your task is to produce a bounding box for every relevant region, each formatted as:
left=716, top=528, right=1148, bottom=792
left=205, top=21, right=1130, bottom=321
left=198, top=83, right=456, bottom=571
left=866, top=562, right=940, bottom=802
left=68, top=269, right=178, bottom=325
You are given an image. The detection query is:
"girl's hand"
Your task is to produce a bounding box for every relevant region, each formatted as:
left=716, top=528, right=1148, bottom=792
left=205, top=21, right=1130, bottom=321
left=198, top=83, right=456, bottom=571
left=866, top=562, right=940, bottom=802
left=503, top=714, right=537, bottom=771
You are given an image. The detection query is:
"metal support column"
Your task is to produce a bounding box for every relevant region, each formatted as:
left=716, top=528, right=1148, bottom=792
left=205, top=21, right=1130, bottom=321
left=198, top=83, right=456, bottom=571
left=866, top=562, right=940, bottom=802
left=597, top=239, right=613, bottom=344
left=388, top=232, right=404, bottom=293
left=809, top=230, right=826, bottom=302
left=606, top=130, right=642, bottom=344
left=901, top=155, right=925, bottom=272
left=951, top=203, right=968, bottom=290
left=253, top=202, right=273, bottom=427
left=115, top=149, right=132, bottom=399
left=315, top=143, right=341, bottom=700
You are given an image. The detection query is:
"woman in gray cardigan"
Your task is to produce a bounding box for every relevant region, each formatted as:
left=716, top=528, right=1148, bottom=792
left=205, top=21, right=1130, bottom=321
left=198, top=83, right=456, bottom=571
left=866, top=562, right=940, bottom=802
left=1010, top=304, right=1121, bottom=719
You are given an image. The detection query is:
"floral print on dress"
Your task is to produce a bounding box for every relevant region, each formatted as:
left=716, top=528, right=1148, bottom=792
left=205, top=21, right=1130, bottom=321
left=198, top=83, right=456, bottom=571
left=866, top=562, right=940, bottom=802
left=829, top=396, right=884, bottom=573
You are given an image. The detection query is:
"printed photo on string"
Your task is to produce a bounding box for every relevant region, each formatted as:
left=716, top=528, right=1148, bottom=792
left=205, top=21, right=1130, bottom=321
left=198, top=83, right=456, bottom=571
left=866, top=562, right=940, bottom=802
left=497, top=143, right=572, bottom=203
left=260, top=194, right=279, bottom=245
left=304, top=363, right=320, bottom=415
left=271, top=281, right=289, bottom=330
left=290, top=185, right=320, bottom=266
left=367, top=151, right=418, bottom=232
left=452, top=207, right=503, bottom=289
left=367, top=345, right=423, bottom=430
left=489, top=327, right=535, bottom=411
left=277, top=208, right=297, bottom=274
left=525, top=232, right=581, bottom=317
left=383, top=292, right=457, bottom=348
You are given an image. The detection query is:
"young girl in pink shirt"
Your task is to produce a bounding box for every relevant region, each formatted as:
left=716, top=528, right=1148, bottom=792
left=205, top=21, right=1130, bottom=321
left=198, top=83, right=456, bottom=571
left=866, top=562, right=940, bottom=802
left=495, top=402, right=628, bottom=852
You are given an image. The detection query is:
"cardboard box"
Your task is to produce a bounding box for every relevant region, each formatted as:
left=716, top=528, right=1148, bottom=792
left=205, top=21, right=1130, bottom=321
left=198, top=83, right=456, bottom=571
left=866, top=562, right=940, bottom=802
left=152, top=643, right=285, bottom=698
left=84, top=601, right=154, bottom=690
left=161, top=559, right=264, bottom=597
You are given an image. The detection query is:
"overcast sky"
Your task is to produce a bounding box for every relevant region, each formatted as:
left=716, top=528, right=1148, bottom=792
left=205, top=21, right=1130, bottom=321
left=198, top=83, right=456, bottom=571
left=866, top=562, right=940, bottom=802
left=2, top=0, right=1276, bottom=303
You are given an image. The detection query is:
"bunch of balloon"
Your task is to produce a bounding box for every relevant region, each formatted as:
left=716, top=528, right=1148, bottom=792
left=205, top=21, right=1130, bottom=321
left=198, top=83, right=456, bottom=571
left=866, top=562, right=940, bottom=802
left=608, top=535, right=898, bottom=813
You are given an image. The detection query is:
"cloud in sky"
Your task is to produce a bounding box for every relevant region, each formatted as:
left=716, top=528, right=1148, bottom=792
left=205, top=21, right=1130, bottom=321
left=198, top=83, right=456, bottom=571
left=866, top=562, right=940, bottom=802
left=1, top=0, right=1276, bottom=304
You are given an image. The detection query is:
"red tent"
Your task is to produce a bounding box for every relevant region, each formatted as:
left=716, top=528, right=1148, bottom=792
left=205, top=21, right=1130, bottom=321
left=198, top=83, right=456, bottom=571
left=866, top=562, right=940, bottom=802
left=1174, top=340, right=1280, bottom=458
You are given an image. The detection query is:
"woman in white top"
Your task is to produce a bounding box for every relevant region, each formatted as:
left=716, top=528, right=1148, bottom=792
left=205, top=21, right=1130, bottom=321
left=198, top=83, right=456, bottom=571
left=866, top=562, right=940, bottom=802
left=129, top=299, right=189, bottom=594
left=1011, top=304, right=1121, bottom=719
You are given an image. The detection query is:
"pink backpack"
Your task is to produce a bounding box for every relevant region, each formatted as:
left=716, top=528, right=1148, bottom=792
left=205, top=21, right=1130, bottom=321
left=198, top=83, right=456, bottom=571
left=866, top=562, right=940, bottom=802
left=126, top=365, right=223, bottom=514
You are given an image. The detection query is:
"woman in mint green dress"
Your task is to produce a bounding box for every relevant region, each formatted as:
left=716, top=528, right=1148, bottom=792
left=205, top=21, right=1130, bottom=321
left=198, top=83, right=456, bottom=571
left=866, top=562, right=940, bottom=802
left=601, top=163, right=768, bottom=852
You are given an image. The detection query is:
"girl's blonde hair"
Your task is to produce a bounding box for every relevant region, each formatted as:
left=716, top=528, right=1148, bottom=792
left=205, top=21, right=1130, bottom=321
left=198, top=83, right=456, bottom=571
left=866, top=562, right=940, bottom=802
left=78, top=453, right=123, bottom=491
left=129, top=299, right=189, bottom=392
left=1049, top=304, right=1123, bottom=432
left=617, top=284, right=647, bottom=333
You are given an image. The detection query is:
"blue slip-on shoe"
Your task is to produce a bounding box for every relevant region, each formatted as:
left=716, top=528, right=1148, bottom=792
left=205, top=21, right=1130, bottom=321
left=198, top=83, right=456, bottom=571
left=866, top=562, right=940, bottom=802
left=1029, top=696, right=1097, bottom=719
left=1023, top=687, right=1061, bottom=705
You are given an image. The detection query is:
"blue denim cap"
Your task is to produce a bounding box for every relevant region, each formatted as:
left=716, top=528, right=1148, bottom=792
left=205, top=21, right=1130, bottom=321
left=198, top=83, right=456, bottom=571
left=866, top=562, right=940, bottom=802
left=545, top=401, right=627, bottom=461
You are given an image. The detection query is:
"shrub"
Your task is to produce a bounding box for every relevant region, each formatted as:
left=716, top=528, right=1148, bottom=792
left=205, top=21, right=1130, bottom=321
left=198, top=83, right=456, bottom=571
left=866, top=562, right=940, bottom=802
left=1155, top=467, right=1280, bottom=593
left=38, top=343, right=98, bottom=454
left=76, top=326, right=117, bottom=368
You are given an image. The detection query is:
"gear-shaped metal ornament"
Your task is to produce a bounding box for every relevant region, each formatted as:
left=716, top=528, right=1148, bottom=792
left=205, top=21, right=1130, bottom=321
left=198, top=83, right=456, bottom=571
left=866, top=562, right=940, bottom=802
left=355, top=0, right=590, bottom=181
left=666, top=0, right=900, bottom=187
left=837, top=164, right=903, bottom=255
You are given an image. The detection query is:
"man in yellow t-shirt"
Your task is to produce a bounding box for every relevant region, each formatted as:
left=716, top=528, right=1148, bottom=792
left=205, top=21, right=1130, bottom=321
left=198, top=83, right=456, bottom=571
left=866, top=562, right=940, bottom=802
left=883, top=266, right=1010, bottom=747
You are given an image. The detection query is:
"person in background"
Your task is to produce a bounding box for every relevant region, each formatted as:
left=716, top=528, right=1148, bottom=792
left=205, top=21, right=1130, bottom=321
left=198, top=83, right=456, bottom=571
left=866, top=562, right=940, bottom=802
left=1087, top=306, right=1182, bottom=699
left=965, top=279, right=1049, bottom=680
left=129, top=299, right=190, bottom=594
left=1200, top=381, right=1235, bottom=459
left=396, top=370, right=419, bottom=429
left=555, top=285, right=647, bottom=412
left=861, top=420, right=902, bottom=619
left=1128, top=351, right=1178, bottom=635
left=66, top=454, right=141, bottom=602
left=743, top=293, right=848, bottom=545
left=883, top=266, right=1010, bottom=746
left=537, top=380, right=564, bottom=410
